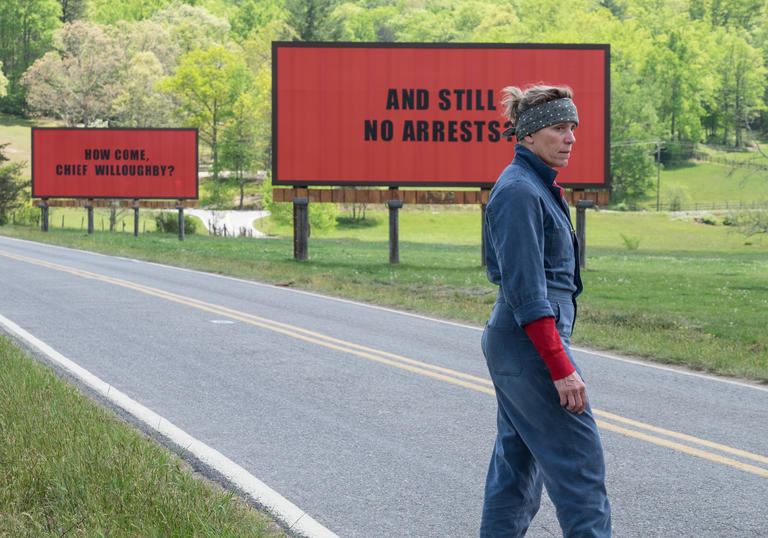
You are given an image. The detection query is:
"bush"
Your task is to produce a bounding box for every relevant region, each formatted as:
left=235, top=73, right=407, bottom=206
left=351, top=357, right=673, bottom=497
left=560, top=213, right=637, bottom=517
left=729, top=209, right=768, bottom=237
left=664, top=187, right=690, bottom=211
left=620, top=233, right=641, bottom=250
left=660, top=143, right=694, bottom=165
left=154, top=212, right=198, bottom=235
left=695, top=215, right=718, bottom=225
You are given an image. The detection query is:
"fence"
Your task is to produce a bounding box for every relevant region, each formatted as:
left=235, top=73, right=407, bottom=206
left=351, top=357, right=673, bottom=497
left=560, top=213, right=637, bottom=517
left=691, top=152, right=768, bottom=171
left=654, top=200, right=768, bottom=212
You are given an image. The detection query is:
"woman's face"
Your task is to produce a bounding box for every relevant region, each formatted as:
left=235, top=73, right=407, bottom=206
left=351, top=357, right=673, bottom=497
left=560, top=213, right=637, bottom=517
left=522, top=122, right=577, bottom=168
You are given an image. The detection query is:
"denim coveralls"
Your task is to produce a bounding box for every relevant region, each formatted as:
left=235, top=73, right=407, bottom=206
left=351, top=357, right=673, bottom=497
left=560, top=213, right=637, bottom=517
left=481, top=145, right=611, bottom=537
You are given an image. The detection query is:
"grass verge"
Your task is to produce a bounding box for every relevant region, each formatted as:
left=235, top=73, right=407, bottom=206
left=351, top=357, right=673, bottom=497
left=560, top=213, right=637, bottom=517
left=0, top=335, right=285, bottom=537
left=1, top=210, right=766, bottom=382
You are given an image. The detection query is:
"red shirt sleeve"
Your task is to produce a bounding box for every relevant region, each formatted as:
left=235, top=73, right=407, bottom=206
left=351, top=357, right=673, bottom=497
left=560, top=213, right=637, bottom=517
left=523, top=316, right=575, bottom=380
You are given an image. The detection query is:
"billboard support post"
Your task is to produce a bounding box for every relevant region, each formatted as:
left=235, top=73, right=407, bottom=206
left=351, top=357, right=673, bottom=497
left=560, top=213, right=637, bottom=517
left=37, top=201, right=48, bottom=232
left=480, top=188, right=491, bottom=267
left=576, top=199, right=594, bottom=269
left=85, top=201, right=94, bottom=234
left=176, top=203, right=185, bottom=241
left=293, top=197, right=309, bottom=260
left=132, top=201, right=140, bottom=237
left=388, top=199, right=403, bottom=264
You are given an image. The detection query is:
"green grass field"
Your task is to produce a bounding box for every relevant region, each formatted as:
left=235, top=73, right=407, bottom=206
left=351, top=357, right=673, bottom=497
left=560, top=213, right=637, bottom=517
left=0, top=336, right=284, bottom=537
left=655, top=161, right=768, bottom=207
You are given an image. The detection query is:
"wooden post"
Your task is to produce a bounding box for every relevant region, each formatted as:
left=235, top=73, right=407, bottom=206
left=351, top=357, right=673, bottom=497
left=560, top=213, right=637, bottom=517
left=293, top=197, right=309, bottom=260
left=388, top=199, right=403, bottom=264
left=85, top=201, right=94, bottom=234
left=176, top=202, right=185, bottom=241
left=576, top=199, right=593, bottom=269
left=38, top=201, right=49, bottom=232
left=480, top=188, right=491, bottom=267
left=132, top=200, right=140, bottom=237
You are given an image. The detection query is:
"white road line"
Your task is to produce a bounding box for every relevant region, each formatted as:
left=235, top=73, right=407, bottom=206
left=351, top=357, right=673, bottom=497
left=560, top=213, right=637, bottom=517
left=0, top=313, right=339, bottom=538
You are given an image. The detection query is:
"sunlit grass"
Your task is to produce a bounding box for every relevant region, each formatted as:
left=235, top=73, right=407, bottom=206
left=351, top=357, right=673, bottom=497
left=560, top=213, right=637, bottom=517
left=0, top=336, right=285, bottom=537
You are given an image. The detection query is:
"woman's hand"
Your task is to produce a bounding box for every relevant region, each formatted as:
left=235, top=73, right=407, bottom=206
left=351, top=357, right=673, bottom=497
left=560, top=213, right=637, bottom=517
left=553, top=371, right=587, bottom=414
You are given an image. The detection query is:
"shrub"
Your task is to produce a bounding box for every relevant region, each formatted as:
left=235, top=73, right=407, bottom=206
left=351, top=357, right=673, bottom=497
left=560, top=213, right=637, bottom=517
left=154, top=212, right=198, bottom=235
left=695, top=215, right=718, bottom=226
left=664, top=187, right=690, bottom=211
left=620, top=233, right=641, bottom=250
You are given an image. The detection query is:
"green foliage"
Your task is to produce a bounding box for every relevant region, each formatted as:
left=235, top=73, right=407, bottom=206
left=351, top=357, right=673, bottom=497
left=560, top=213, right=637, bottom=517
left=88, top=0, right=170, bottom=24
left=0, top=143, right=26, bottom=225
left=151, top=1, right=231, bottom=54
left=0, top=62, right=8, bottom=98
left=112, top=51, right=175, bottom=127
left=619, top=233, right=641, bottom=250
left=729, top=209, right=768, bottom=236
left=663, top=186, right=690, bottom=211
left=285, top=0, right=343, bottom=41
left=7, top=0, right=768, bottom=206
left=231, top=0, right=285, bottom=40
left=0, top=0, right=62, bottom=114
left=154, top=212, right=198, bottom=235
left=160, top=45, right=254, bottom=183
left=20, top=20, right=124, bottom=126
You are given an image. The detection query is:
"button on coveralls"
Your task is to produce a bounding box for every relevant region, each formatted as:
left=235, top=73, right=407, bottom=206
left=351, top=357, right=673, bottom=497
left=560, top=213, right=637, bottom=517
left=481, top=145, right=611, bottom=537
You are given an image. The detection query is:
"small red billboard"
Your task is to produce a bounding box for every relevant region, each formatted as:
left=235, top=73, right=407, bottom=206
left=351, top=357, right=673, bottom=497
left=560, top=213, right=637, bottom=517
left=32, top=128, right=198, bottom=199
left=273, top=43, right=609, bottom=189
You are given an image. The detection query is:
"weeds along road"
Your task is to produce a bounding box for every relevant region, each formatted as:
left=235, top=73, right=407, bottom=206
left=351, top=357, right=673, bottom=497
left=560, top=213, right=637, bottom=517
left=1, top=235, right=766, bottom=538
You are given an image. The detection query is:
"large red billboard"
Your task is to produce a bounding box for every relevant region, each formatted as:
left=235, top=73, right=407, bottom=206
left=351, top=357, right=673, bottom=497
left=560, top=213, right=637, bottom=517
left=32, top=128, right=198, bottom=199
left=273, top=43, right=609, bottom=189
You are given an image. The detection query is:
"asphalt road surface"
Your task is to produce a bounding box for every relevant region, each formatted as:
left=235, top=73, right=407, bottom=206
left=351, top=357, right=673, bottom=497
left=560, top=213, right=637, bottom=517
left=1, top=235, right=766, bottom=537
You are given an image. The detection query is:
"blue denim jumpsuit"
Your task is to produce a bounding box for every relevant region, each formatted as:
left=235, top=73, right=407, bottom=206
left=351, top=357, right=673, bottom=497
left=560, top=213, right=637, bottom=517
left=481, top=145, right=611, bottom=537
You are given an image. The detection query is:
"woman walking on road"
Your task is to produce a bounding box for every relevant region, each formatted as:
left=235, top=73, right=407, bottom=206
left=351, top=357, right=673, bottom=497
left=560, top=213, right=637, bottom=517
left=480, top=84, right=611, bottom=537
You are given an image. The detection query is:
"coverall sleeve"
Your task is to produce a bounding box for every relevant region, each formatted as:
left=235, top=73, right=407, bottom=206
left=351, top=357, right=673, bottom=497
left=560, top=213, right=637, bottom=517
left=485, top=182, right=555, bottom=327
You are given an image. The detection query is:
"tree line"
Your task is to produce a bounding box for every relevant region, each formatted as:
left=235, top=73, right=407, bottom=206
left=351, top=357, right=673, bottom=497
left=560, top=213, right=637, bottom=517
left=1, top=0, right=767, bottom=207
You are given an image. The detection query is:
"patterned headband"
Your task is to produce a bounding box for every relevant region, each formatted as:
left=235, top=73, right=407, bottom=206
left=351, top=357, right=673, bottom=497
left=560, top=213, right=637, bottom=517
left=511, top=98, right=579, bottom=140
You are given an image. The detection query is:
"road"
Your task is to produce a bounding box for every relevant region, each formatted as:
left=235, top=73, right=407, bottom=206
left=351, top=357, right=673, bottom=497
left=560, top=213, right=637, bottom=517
left=1, top=235, right=766, bottom=537
left=183, top=208, right=269, bottom=237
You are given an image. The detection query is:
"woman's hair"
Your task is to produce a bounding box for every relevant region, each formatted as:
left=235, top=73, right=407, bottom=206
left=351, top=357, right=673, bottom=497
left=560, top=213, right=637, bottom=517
left=500, top=85, right=573, bottom=129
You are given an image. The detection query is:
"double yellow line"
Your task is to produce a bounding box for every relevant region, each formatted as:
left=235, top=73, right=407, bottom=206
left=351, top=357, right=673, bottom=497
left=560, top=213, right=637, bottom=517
left=2, top=248, right=767, bottom=479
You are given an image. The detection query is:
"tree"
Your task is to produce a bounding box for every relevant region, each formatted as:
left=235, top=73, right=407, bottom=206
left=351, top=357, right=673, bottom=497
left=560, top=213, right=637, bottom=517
left=642, top=24, right=707, bottom=142
left=160, top=45, right=254, bottom=202
left=0, top=62, right=8, bottom=98
left=231, top=0, right=286, bottom=41
left=112, top=51, right=175, bottom=127
left=88, top=0, right=169, bottom=25
left=705, top=28, right=766, bottom=145
left=59, top=0, right=87, bottom=22
left=220, top=92, right=262, bottom=209
left=110, top=19, right=180, bottom=75
left=0, top=0, right=61, bottom=113
left=285, top=0, right=343, bottom=41
left=20, top=20, right=124, bottom=126
left=0, top=143, right=26, bottom=225
left=151, top=1, right=231, bottom=54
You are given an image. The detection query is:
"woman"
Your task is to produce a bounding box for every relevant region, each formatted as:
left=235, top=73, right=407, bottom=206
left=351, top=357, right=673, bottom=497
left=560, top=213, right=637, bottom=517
left=481, top=85, right=611, bottom=537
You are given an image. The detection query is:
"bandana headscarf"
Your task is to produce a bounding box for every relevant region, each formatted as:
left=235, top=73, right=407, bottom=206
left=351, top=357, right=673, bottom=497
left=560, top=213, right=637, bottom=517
left=505, top=98, right=579, bottom=140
